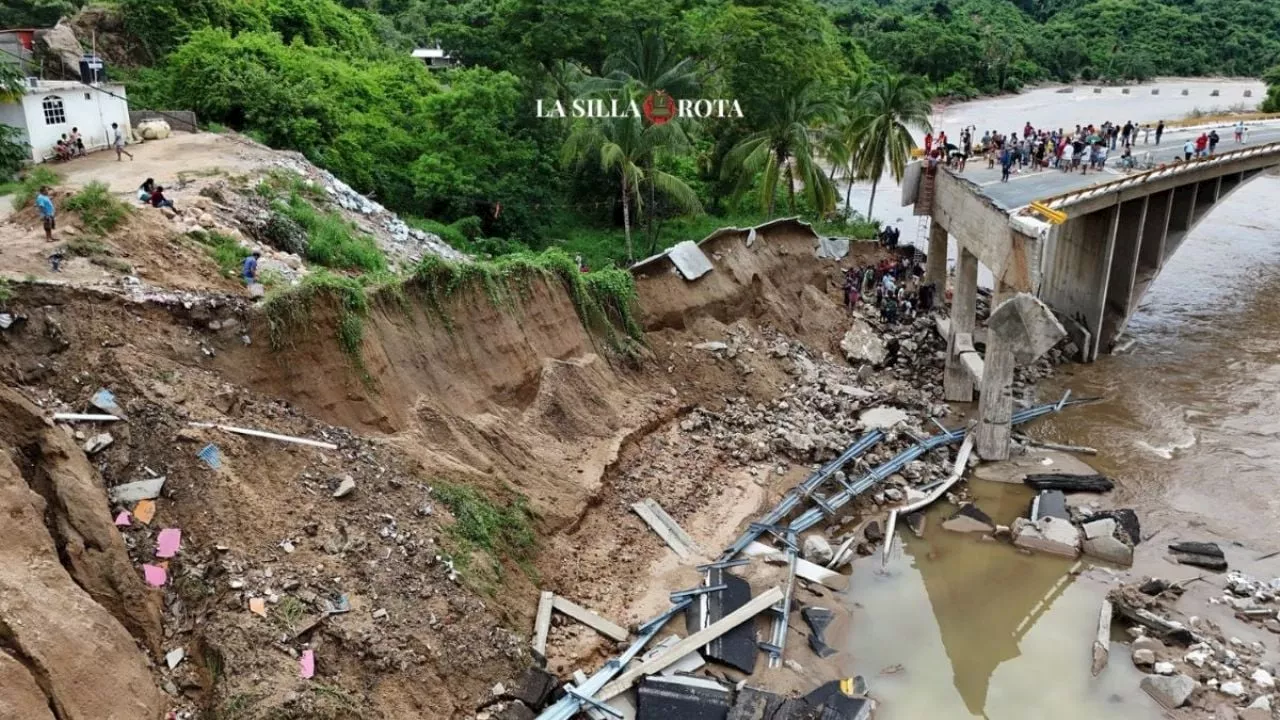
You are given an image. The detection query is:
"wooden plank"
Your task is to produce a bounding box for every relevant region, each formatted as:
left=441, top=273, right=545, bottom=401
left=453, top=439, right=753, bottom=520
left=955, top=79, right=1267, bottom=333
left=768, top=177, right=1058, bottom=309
left=743, top=542, right=848, bottom=591
left=631, top=499, right=697, bottom=560
left=597, top=586, right=783, bottom=702
left=533, top=591, right=554, bottom=655
left=553, top=596, right=629, bottom=642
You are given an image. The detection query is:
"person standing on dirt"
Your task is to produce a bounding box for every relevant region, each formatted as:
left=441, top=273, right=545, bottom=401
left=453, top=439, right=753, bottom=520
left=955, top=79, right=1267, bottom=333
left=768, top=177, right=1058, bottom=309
left=241, top=251, right=261, bottom=286
left=112, top=123, right=133, bottom=161
left=1155, top=120, right=1165, bottom=145
left=35, top=186, right=55, bottom=242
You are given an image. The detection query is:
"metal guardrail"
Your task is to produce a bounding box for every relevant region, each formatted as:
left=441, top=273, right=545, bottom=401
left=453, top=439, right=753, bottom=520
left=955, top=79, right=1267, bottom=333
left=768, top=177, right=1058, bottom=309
left=1037, top=141, right=1280, bottom=211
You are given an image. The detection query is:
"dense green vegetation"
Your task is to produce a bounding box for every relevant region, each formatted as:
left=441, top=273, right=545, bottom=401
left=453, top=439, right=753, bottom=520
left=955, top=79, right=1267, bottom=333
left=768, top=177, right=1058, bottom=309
left=3, top=0, right=1276, bottom=266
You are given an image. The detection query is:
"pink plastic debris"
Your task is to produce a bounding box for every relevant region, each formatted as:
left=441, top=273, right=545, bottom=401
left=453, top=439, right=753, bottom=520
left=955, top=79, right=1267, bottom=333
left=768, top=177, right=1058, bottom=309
left=114, top=511, right=131, bottom=527
left=142, top=564, right=167, bottom=587
left=156, top=528, right=182, bottom=558
left=300, top=649, right=315, bottom=679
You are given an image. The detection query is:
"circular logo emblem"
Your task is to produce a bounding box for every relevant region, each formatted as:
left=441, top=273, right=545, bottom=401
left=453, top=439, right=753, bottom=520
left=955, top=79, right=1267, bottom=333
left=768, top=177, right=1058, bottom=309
left=642, top=91, right=677, bottom=125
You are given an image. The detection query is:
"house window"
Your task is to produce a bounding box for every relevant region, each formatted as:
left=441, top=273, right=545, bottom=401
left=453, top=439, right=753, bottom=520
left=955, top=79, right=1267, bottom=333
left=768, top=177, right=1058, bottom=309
left=84, top=93, right=91, bottom=100
left=42, top=96, right=66, bottom=125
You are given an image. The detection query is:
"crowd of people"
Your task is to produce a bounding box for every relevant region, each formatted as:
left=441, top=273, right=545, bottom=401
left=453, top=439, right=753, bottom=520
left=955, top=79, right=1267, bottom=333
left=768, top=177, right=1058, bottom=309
left=842, top=237, right=936, bottom=327
left=922, top=117, right=1252, bottom=180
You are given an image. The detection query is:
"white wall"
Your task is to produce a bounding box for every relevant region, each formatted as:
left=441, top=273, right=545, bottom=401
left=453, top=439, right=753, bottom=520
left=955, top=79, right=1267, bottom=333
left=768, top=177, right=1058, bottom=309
left=18, top=84, right=131, bottom=163
left=0, top=101, right=27, bottom=155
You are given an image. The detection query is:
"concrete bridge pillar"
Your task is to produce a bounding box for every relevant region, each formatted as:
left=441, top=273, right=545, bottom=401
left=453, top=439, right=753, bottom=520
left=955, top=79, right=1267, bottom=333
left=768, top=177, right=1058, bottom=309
left=924, top=221, right=948, bottom=290
left=944, top=248, right=978, bottom=402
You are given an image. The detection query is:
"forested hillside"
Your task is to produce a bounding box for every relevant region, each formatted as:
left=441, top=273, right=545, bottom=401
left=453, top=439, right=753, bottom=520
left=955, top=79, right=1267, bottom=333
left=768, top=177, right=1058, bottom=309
left=3, top=0, right=1278, bottom=266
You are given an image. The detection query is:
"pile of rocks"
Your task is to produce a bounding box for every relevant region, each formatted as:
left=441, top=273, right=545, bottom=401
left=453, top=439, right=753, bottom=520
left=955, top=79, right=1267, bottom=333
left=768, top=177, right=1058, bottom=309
left=1113, top=579, right=1279, bottom=715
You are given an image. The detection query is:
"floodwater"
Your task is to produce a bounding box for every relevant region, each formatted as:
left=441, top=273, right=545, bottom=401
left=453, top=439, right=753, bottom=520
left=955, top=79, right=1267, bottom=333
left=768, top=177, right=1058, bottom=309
left=846, top=481, right=1162, bottom=720
left=841, top=78, right=1280, bottom=717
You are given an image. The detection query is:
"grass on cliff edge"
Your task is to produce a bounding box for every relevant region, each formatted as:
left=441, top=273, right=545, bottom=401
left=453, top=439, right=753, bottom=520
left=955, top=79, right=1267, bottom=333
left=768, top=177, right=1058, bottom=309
left=263, top=250, right=643, bottom=370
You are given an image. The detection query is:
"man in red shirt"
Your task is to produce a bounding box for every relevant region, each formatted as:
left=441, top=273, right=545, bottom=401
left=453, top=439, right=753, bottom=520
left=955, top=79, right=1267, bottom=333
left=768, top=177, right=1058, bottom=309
left=1195, top=133, right=1208, bottom=158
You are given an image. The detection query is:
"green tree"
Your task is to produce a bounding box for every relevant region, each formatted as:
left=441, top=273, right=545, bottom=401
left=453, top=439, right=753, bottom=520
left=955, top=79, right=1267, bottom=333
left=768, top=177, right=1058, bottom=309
left=0, top=63, right=27, bottom=177
left=851, top=73, right=932, bottom=218
left=820, top=78, right=869, bottom=215
left=722, top=81, right=836, bottom=216
left=1262, top=66, right=1280, bottom=114
left=561, top=115, right=700, bottom=261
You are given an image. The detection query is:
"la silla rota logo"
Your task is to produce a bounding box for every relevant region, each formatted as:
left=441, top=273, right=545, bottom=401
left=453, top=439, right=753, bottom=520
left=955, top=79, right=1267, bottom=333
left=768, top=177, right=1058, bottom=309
left=536, top=91, right=742, bottom=123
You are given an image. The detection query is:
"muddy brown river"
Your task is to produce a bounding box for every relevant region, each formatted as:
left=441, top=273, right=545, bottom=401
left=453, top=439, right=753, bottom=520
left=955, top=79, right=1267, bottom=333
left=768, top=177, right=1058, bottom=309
left=842, top=80, right=1280, bottom=718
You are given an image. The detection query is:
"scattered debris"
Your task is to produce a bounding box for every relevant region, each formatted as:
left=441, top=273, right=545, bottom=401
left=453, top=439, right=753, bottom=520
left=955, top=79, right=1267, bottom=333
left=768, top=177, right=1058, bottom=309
left=332, top=475, right=357, bottom=499
left=114, top=511, right=131, bottom=527
left=1092, top=599, right=1112, bottom=676
left=82, top=433, right=114, bottom=455
left=942, top=503, right=995, bottom=534
left=802, top=534, right=834, bottom=565
left=52, top=413, right=120, bottom=422
left=156, top=528, right=182, bottom=558
left=552, top=595, right=629, bottom=643
left=637, top=635, right=706, bottom=677
left=1082, top=518, right=1135, bottom=566
left=1169, top=541, right=1228, bottom=571
left=1029, top=490, right=1069, bottom=521
left=165, top=648, right=185, bottom=670
left=802, top=607, right=837, bottom=659
left=90, top=388, right=126, bottom=418
left=133, top=499, right=157, bottom=525
left=189, top=421, right=339, bottom=450
left=248, top=598, right=267, bottom=618
left=743, top=542, right=848, bottom=591
left=632, top=498, right=699, bottom=560
left=687, top=567, right=758, bottom=674
left=533, top=591, right=554, bottom=656
left=142, top=564, right=167, bottom=587
left=300, top=649, right=315, bottom=679
left=197, top=444, right=222, bottom=469
left=1023, top=473, right=1114, bottom=492
left=1011, top=434, right=1098, bottom=455
left=858, top=406, right=908, bottom=430
left=840, top=320, right=887, bottom=366
left=107, top=476, right=167, bottom=504
left=665, top=241, right=714, bottom=281
left=637, top=675, right=731, bottom=720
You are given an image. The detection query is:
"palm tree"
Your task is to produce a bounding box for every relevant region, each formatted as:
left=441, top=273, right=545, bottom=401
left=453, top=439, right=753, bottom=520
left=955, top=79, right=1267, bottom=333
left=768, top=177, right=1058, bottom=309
left=561, top=115, right=701, bottom=261
left=722, top=82, right=837, bottom=216
left=851, top=73, right=932, bottom=218
left=821, top=80, right=869, bottom=215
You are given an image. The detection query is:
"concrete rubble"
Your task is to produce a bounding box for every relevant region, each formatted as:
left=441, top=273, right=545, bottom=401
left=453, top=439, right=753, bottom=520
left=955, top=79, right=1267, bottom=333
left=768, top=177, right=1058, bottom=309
left=1012, top=516, right=1081, bottom=558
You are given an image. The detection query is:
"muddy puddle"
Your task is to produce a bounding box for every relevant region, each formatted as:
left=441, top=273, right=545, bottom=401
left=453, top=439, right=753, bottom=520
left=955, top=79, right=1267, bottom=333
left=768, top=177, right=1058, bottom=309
left=842, top=480, right=1163, bottom=719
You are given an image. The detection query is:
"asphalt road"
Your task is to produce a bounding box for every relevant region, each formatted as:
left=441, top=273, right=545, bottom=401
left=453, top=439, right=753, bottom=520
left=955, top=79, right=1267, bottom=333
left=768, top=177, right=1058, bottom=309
left=954, top=123, right=1280, bottom=210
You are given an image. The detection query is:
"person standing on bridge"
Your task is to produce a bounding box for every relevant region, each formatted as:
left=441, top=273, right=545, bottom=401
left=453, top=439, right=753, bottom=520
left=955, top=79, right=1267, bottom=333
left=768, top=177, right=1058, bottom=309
left=1209, top=129, right=1220, bottom=155
left=1235, top=121, right=1245, bottom=144
left=1194, top=133, right=1208, bottom=158
left=999, top=145, right=1013, bottom=182
left=1183, top=138, right=1195, bottom=161
left=924, top=132, right=934, bottom=157
left=1155, top=120, right=1165, bottom=145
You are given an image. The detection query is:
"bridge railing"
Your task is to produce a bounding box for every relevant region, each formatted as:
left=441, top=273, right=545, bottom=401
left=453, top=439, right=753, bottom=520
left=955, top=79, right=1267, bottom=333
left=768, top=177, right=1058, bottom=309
left=1036, top=141, right=1280, bottom=212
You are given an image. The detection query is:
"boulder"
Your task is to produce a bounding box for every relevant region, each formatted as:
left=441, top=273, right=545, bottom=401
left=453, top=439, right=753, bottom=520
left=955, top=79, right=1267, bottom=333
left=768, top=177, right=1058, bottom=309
left=137, top=119, right=172, bottom=140
left=1168, top=542, right=1224, bottom=558
left=840, top=320, right=887, bottom=366
left=198, top=213, right=217, bottom=229
left=38, top=21, right=84, bottom=77
left=1141, top=674, right=1196, bottom=709
left=803, top=535, right=834, bottom=565
left=1132, top=648, right=1155, bottom=666
left=1085, top=509, right=1141, bottom=545
left=942, top=503, right=995, bottom=534
left=986, top=294, right=1067, bottom=364
left=1012, top=516, right=1081, bottom=558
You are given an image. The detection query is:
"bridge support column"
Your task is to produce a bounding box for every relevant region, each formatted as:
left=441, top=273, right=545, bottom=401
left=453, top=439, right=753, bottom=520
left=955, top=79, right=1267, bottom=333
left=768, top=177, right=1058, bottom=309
left=976, top=335, right=1016, bottom=460
left=924, top=221, right=947, bottom=289
left=944, top=248, right=978, bottom=402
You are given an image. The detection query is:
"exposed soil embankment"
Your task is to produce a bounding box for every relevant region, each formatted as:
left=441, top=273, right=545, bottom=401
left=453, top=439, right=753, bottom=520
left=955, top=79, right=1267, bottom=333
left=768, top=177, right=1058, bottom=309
left=0, top=219, right=893, bottom=718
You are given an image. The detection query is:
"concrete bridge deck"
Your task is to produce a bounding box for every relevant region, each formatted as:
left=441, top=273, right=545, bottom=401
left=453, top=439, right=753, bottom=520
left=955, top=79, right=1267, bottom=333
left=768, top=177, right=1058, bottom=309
left=958, top=123, right=1280, bottom=211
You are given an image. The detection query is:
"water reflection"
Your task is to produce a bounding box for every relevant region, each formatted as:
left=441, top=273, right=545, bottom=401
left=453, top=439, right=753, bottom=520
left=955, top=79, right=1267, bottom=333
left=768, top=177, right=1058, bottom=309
left=845, top=481, right=1161, bottom=719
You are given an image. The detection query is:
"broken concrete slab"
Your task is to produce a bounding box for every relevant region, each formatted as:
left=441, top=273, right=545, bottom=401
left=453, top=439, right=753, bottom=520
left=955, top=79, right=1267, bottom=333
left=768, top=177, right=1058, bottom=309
left=1083, top=518, right=1117, bottom=541
left=1141, top=673, right=1196, bottom=709
left=986, top=293, right=1067, bottom=365
left=1093, top=599, right=1112, bottom=676
left=1084, top=509, right=1141, bottom=545
left=743, top=542, right=848, bottom=591
left=942, top=503, right=995, bottom=534
left=553, top=595, right=629, bottom=642
left=1084, top=533, right=1134, bottom=566
left=667, top=241, right=714, bottom=281
left=635, top=635, right=705, bottom=677
left=90, top=388, right=126, bottom=418
left=532, top=591, right=554, bottom=656
left=859, top=407, right=908, bottom=430
left=332, top=475, right=357, bottom=498
left=1012, top=516, right=1081, bottom=558
left=974, top=449, right=1099, bottom=484
left=802, top=607, right=837, bottom=658
left=840, top=320, right=887, bottom=366
left=1030, top=490, right=1069, bottom=521
left=107, top=476, right=167, bottom=504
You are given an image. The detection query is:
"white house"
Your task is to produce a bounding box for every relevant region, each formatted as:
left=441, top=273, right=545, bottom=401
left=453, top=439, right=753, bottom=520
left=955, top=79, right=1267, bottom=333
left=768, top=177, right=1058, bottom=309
left=411, top=46, right=457, bottom=70
left=0, top=80, right=132, bottom=163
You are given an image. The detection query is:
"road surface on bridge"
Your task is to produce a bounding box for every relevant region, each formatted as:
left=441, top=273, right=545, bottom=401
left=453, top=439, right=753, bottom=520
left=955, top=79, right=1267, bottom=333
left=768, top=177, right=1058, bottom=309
left=954, top=123, right=1280, bottom=210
